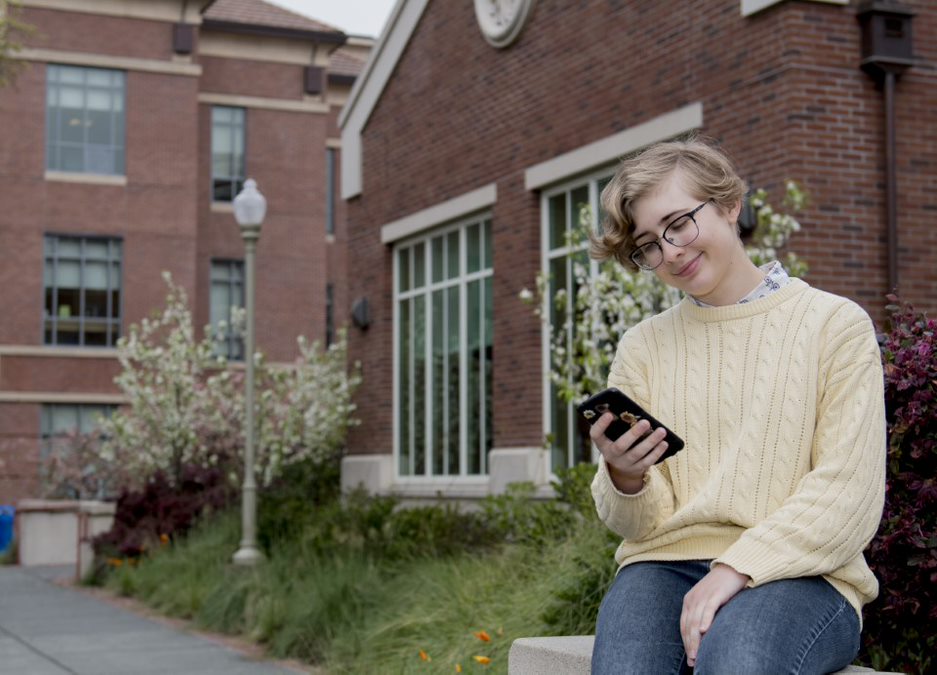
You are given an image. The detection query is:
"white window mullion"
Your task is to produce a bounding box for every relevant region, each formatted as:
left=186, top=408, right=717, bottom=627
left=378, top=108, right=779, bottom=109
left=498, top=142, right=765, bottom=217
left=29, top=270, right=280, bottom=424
left=459, top=228, right=468, bottom=477
left=479, top=271, right=488, bottom=474
left=424, top=254, right=433, bottom=477
left=392, top=251, right=400, bottom=476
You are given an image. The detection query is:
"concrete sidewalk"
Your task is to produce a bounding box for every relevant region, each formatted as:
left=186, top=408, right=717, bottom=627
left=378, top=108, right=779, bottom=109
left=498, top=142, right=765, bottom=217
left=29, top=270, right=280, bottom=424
left=0, top=565, right=304, bottom=675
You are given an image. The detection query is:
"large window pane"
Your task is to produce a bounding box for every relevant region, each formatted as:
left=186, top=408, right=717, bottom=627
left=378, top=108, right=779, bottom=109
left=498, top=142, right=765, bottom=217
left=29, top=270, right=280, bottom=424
left=210, top=260, right=244, bottom=360
left=544, top=174, right=613, bottom=473
left=467, top=279, right=481, bottom=474
left=46, top=65, right=124, bottom=175
left=211, top=106, right=245, bottom=203
left=40, top=404, right=116, bottom=498
left=398, top=298, right=411, bottom=476
left=44, top=235, right=121, bottom=347
left=395, top=217, right=493, bottom=478
left=432, top=290, right=445, bottom=475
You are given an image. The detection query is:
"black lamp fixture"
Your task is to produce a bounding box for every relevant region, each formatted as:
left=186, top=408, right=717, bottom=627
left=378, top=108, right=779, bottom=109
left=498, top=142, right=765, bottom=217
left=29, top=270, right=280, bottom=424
left=351, top=297, right=370, bottom=330
left=857, top=1, right=916, bottom=82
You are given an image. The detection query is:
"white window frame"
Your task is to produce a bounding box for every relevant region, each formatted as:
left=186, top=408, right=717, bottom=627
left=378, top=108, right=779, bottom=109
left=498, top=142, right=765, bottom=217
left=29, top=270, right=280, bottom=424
left=540, top=169, right=614, bottom=475
left=529, top=102, right=704, bottom=477
left=392, top=214, right=493, bottom=485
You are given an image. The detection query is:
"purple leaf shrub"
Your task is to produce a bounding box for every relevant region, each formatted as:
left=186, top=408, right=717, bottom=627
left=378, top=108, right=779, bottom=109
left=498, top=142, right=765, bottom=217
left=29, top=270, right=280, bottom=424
left=860, top=297, right=937, bottom=674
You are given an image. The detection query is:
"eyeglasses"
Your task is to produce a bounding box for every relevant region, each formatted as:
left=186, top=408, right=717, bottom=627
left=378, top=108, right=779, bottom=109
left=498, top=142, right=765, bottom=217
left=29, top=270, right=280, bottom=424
left=629, top=201, right=708, bottom=271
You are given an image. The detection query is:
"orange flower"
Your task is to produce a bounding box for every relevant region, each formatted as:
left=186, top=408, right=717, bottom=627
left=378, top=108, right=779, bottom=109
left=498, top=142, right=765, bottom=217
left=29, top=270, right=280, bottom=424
left=419, top=649, right=431, bottom=662
left=106, top=557, right=123, bottom=567
left=473, top=630, right=491, bottom=642
left=455, top=665, right=462, bottom=673
left=159, top=533, right=170, bottom=546
left=473, top=655, right=492, bottom=665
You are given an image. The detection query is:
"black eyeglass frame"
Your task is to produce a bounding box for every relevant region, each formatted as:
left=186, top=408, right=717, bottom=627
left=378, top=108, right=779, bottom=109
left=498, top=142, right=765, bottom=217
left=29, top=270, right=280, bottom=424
left=629, top=200, right=710, bottom=271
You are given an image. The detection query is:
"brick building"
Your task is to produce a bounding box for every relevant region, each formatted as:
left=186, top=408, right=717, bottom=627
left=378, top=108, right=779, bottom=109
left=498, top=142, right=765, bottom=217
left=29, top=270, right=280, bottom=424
left=0, top=0, right=369, bottom=501
left=338, top=0, right=936, bottom=498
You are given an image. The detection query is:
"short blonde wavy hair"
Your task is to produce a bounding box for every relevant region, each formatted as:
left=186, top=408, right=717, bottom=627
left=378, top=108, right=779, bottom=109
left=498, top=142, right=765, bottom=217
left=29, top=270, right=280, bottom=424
left=592, top=137, right=747, bottom=271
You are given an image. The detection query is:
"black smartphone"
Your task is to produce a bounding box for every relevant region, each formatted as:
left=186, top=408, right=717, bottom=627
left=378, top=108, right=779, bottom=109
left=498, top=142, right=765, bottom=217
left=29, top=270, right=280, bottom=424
left=577, top=387, right=685, bottom=463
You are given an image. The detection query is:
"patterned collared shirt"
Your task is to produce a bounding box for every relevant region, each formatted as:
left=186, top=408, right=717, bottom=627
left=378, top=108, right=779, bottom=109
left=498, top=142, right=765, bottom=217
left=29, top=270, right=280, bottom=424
left=691, top=261, right=791, bottom=308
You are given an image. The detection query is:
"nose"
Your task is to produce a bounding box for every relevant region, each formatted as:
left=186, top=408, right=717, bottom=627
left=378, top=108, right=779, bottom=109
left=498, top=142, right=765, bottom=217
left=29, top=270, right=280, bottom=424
left=659, top=238, right=685, bottom=265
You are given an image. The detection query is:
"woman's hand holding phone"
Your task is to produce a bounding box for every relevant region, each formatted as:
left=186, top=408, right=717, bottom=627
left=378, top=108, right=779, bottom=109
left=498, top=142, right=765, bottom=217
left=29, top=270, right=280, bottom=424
left=589, top=414, right=670, bottom=494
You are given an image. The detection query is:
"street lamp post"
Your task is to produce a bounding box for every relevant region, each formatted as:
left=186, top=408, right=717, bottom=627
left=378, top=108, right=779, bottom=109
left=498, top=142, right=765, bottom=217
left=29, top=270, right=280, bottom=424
left=232, top=178, right=266, bottom=566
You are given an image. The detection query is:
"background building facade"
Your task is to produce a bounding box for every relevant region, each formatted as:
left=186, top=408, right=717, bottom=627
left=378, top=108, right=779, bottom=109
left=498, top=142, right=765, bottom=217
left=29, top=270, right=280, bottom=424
left=0, top=0, right=367, bottom=501
left=339, top=0, right=936, bottom=498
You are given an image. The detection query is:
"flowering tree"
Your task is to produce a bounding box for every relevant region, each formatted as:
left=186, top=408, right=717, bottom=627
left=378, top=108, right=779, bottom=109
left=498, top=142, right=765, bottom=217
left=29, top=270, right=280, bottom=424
left=521, top=182, right=808, bottom=407
left=0, top=1, right=32, bottom=88
left=91, top=273, right=360, bottom=492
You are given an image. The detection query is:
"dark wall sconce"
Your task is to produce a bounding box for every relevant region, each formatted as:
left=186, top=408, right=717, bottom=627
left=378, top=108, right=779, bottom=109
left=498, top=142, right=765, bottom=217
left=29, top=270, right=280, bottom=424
left=351, top=297, right=370, bottom=330
left=173, top=23, right=194, bottom=55
left=738, top=191, right=759, bottom=239
left=304, top=66, right=324, bottom=95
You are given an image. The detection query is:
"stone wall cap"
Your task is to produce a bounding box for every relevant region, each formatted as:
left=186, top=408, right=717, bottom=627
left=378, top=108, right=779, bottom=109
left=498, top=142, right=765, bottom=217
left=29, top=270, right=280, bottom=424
left=16, top=499, right=115, bottom=515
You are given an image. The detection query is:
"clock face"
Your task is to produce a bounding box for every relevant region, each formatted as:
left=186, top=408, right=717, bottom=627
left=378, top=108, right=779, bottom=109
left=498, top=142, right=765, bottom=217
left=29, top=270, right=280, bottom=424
left=474, top=0, right=536, bottom=48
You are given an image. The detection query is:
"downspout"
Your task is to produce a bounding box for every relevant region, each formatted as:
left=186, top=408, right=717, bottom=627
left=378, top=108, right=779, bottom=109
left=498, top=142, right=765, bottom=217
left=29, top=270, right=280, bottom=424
left=856, top=1, right=915, bottom=295
left=884, top=71, right=897, bottom=293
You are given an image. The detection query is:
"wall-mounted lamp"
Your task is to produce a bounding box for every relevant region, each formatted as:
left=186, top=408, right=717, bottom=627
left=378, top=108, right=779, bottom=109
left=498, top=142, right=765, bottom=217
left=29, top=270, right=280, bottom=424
left=351, top=297, right=370, bottom=330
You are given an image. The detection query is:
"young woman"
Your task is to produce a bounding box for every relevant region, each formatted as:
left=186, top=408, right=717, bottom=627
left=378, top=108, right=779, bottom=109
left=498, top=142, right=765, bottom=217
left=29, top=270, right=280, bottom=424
left=588, top=138, right=886, bottom=674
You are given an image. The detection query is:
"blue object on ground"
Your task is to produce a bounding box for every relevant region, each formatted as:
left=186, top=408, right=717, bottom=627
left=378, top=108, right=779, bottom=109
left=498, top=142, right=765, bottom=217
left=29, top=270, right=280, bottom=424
left=0, top=505, right=14, bottom=553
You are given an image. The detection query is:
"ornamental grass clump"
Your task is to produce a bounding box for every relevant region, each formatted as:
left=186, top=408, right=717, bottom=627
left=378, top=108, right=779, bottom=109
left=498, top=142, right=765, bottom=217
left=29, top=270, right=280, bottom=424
left=860, top=298, right=937, bottom=674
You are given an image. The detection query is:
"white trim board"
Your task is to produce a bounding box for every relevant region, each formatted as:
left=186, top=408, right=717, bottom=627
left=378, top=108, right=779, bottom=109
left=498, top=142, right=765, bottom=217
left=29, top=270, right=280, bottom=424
left=20, top=0, right=203, bottom=24
left=380, top=183, right=497, bottom=244
left=741, top=0, right=848, bottom=17
left=198, top=93, right=328, bottom=114
left=339, top=0, right=430, bottom=199
left=524, top=102, right=704, bottom=191
left=15, top=48, right=201, bottom=77
left=0, top=392, right=127, bottom=404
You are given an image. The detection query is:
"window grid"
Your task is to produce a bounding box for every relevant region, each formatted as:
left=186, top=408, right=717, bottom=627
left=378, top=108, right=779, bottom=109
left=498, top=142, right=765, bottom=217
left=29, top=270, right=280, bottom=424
left=44, top=235, right=122, bottom=347
left=210, top=259, right=244, bottom=360
left=326, top=148, right=336, bottom=235
left=46, top=65, right=126, bottom=175
left=325, top=283, right=334, bottom=346
left=40, top=404, right=115, bottom=456
left=542, top=171, right=613, bottom=474
left=211, top=106, right=246, bottom=202
left=40, top=403, right=116, bottom=498
left=394, top=217, right=493, bottom=479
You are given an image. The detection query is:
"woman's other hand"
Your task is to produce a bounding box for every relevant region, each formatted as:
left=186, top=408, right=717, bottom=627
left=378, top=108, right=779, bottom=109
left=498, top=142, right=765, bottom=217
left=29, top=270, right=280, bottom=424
left=680, top=564, right=750, bottom=667
left=590, top=413, right=670, bottom=494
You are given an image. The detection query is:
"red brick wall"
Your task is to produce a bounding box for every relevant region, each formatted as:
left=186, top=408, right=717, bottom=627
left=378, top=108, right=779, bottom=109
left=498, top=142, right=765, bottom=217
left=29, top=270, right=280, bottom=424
left=21, top=7, right=176, bottom=61
left=345, top=0, right=936, bottom=457
left=0, top=7, right=343, bottom=500
left=194, top=104, right=330, bottom=361
left=199, top=56, right=304, bottom=100
left=0, top=404, right=41, bottom=503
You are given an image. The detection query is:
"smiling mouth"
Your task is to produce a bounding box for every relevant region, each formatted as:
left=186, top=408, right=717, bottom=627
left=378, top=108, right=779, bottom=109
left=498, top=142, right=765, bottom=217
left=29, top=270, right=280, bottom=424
left=675, top=254, right=702, bottom=277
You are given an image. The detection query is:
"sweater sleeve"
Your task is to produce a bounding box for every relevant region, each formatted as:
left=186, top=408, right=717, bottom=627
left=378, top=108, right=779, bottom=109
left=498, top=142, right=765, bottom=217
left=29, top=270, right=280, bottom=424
left=591, top=324, right=676, bottom=540
left=714, top=303, right=886, bottom=585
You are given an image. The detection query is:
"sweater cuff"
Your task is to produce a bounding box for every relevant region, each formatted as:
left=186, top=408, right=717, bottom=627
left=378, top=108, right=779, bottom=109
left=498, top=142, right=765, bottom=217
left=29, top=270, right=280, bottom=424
left=713, top=543, right=786, bottom=587
left=592, top=459, right=663, bottom=530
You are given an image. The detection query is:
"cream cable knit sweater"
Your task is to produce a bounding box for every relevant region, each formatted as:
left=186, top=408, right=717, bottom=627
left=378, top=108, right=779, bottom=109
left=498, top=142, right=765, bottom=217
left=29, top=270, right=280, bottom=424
left=591, top=279, right=886, bottom=618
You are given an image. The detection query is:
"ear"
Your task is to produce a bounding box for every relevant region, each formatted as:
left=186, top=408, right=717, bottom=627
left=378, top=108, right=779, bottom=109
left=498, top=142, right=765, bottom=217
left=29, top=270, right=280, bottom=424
left=726, top=199, right=742, bottom=225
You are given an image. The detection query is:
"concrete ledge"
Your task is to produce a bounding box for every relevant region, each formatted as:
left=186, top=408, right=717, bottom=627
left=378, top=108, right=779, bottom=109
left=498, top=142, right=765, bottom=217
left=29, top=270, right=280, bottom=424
left=508, top=636, right=895, bottom=674
left=16, top=499, right=115, bottom=576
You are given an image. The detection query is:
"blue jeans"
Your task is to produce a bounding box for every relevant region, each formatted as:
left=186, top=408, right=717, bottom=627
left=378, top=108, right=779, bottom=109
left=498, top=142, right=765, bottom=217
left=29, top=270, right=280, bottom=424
left=592, top=561, right=860, bottom=675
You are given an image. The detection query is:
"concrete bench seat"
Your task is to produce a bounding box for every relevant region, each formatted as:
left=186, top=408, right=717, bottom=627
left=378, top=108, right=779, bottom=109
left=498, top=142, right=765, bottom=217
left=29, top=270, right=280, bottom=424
left=508, top=636, right=898, bottom=674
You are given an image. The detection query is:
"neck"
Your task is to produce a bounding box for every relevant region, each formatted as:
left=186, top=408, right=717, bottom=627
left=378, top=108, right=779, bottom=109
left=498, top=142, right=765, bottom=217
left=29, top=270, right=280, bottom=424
left=691, top=255, right=765, bottom=307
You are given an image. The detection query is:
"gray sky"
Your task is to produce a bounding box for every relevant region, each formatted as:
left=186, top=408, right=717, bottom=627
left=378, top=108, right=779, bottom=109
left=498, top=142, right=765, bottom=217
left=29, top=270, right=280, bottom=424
left=266, top=0, right=397, bottom=38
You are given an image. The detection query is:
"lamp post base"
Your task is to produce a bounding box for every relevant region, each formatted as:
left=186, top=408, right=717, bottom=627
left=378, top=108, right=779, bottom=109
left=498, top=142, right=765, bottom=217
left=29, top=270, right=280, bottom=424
left=232, top=545, right=264, bottom=566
